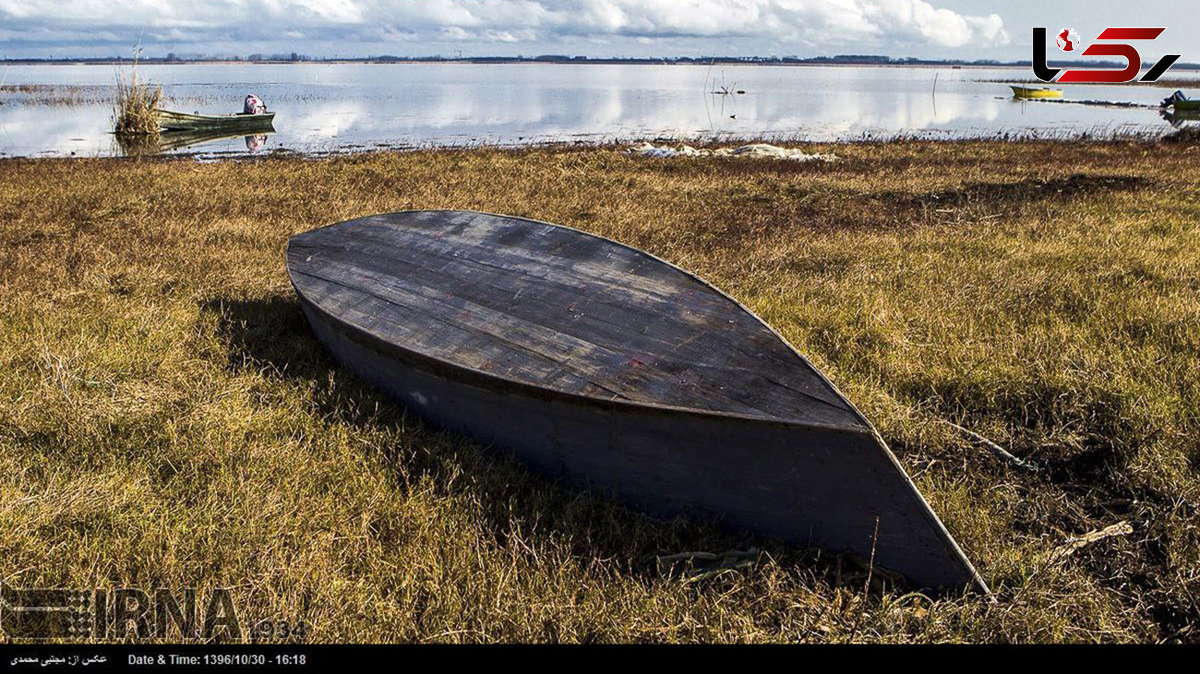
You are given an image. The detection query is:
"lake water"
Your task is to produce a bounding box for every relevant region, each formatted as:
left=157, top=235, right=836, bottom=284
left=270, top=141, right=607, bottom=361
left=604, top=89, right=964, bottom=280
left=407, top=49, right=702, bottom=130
left=1, top=63, right=1196, bottom=157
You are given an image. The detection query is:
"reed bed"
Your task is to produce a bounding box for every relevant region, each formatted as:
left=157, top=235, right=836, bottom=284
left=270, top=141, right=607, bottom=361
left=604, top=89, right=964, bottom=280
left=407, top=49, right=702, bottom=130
left=0, top=84, right=112, bottom=106
left=113, top=68, right=161, bottom=137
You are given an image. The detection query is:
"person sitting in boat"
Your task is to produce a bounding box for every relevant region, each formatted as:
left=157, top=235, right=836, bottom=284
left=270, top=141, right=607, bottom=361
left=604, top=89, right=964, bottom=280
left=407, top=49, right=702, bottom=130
left=243, top=94, right=268, bottom=115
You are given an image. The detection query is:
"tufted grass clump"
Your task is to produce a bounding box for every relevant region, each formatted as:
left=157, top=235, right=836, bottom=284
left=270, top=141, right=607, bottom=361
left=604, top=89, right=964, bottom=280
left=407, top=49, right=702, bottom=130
left=114, top=66, right=162, bottom=137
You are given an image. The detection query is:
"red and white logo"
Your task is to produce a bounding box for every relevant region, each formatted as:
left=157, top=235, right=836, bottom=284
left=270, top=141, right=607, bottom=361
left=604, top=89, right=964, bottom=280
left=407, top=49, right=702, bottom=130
left=1056, top=28, right=1080, bottom=52
left=1033, top=27, right=1181, bottom=83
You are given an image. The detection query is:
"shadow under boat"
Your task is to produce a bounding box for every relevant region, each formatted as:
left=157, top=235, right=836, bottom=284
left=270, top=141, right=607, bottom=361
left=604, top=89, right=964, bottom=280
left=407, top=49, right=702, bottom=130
left=116, top=126, right=276, bottom=156
left=1161, top=108, right=1200, bottom=129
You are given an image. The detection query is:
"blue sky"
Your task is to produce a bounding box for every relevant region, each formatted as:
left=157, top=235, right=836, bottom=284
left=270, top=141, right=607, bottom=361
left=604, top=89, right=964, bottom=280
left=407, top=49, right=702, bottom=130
left=0, top=1, right=1193, bottom=61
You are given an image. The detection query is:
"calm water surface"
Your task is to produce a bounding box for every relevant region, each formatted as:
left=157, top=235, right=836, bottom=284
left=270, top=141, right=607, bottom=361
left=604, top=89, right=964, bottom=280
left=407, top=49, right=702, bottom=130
left=1, top=63, right=1196, bottom=157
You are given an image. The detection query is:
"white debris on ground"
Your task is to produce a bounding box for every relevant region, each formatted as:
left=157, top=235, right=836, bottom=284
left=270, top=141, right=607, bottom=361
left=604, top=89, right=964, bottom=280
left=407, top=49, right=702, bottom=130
left=632, top=142, right=707, bottom=158
left=629, top=142, right=836, bottom=162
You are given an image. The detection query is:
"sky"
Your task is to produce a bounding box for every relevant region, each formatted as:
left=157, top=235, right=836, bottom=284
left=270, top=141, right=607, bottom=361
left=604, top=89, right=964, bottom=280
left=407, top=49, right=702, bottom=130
left=0, top=1, right=1194, bottom=61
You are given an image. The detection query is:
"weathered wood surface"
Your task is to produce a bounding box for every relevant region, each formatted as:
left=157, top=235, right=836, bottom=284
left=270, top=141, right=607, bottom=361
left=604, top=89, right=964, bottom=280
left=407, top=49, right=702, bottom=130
left=290, top=211, right=860, bottom=425
left=287, top=210, right=986, bottom=592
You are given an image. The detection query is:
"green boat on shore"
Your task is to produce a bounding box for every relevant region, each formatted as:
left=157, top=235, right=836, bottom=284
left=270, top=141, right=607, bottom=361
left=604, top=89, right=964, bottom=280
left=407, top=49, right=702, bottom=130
left=154, top=108, right=276, bottom=132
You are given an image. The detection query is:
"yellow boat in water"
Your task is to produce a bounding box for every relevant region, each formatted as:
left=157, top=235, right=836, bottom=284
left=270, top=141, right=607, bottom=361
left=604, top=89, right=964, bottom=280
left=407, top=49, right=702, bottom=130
left=1010, top=85, right=1063, bottom=100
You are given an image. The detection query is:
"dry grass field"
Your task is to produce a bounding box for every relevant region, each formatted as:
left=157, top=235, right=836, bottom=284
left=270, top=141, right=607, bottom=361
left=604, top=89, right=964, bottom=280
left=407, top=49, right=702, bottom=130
left=1, top=139, right=1197, bottom=642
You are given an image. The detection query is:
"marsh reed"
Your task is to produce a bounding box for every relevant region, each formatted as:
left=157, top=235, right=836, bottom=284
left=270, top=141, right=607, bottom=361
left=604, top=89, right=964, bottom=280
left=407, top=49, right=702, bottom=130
left=113, top=55, right=162, bottom=136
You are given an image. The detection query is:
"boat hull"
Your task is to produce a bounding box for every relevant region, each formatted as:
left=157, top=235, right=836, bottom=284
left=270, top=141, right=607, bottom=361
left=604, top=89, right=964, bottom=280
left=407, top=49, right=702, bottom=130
left=1010, top=85, right=1063, bottom=99
left=295, top=290, right=987, bottom=593
left=154, top=109, right=276, bottom=132
left=1172, top=99, right=1200, bottom=111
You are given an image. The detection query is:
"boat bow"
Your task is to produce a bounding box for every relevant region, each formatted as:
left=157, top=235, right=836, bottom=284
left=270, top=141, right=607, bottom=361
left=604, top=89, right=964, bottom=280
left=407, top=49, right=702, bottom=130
left=287, top=210, right=987, bottom=592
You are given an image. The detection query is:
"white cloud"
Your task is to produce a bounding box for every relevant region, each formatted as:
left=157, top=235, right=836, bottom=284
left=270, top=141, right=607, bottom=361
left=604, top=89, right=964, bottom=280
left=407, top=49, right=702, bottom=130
left=0, top=0, right=1009, bottom=55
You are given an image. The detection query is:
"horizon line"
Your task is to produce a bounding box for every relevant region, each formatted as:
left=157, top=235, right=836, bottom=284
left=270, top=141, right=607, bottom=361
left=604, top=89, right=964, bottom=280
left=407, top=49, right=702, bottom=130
left=5, top=54, right=1198, bottom=70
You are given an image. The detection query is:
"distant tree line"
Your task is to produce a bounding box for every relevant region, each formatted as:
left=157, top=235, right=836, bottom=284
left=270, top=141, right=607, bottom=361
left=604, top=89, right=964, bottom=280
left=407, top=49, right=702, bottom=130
left=4, top=53, right=1198, bottom=70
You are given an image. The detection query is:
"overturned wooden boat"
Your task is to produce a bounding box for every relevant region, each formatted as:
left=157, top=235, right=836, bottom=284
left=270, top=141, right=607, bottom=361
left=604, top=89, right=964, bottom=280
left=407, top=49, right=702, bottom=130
left=287, top=211, right=986, bottom=592
left=154, top=108, right=275, bottom=132
left=1009, top=85, right=1062, bottom=100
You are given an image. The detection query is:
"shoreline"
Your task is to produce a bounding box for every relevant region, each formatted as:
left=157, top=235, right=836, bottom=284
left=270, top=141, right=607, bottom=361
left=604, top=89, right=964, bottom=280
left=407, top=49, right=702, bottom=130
left=1, top=131, right=1190, bottom=164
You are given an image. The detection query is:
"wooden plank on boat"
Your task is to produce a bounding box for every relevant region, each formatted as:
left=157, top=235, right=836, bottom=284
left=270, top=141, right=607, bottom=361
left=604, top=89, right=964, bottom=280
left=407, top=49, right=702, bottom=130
left=287, top=210, right=987, bottom=592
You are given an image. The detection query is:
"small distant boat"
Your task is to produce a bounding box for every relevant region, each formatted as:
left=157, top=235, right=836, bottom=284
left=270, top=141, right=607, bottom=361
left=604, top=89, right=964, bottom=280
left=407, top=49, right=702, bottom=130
left=154, top=108, right=275, bottom=132
left=287, top=211, right=988, bottom=592
left=1010, top=85, right=1063, bottom=100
